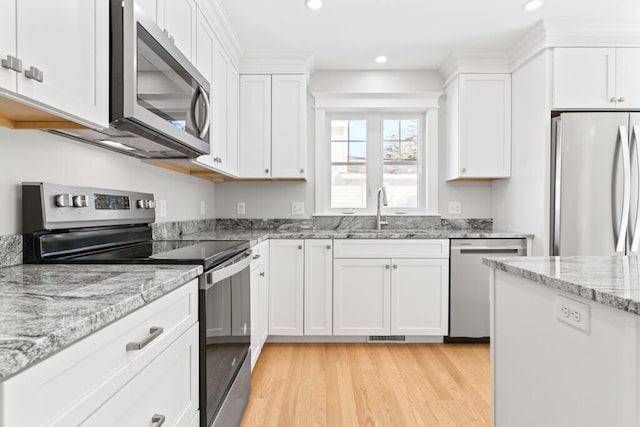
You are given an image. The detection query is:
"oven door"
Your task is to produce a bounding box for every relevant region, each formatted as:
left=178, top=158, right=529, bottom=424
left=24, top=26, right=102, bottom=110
left=199, top=250, right=252, bottom=427
left=115, top=2, right=211, bottom=155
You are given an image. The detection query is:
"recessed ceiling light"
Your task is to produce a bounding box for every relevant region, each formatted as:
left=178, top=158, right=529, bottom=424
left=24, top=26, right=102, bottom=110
left=522, top=0, right=543, bottom=11
left=305, top=0, right=322, bottom=10
left=98, top=140, right=135, bottom=151
left=375, top=56, right=388, bottom=64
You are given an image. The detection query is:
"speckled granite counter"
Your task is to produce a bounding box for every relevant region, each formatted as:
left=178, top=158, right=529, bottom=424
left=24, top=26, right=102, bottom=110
left=177, top=229, right=533, bottom=246
left=0, top=264, right=202, bottom=380
left=483, top=256, right=640, bottom=316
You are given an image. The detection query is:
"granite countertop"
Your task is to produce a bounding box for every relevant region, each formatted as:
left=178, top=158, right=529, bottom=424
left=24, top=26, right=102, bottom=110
left=0, top=264, right=202, bottom=381
left=483, top=256, right=640, bottom=316
left=176, top=229, right=533, bottom=246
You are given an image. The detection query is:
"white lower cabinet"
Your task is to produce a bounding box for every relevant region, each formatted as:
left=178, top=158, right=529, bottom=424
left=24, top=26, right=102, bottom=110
left=250, top=240, right=269, bottom=370
left=333, top=258, right=391, bottom=335
left=333, top=239, right=449, bottom=337
left=269, top=240, right=304, bottom=335
left=0, top=280, right=199, bottom=427
left=304, top=239, right=333, bottom=335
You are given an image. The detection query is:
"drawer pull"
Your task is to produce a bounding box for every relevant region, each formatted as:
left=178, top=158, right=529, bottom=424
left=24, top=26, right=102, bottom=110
left=253, top=254, right=261, bottom=260
left=126, top=326, right=164, bottom=351
left=260, top=272, right=265, bottom=277
left=152, top=414, right=166, bottom=427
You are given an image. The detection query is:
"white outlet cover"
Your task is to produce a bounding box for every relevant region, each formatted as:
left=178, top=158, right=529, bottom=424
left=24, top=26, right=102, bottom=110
left=237, top=202, right=246, bottom=215
left=556, top=294, right=590, bottom=333
left=448, top=201, right=462, bottom=215
left=291, top=202, right=305, bottom=215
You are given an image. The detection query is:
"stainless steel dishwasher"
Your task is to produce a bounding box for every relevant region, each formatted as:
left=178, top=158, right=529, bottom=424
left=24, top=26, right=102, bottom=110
left=447, top=239, right=527, bottom=342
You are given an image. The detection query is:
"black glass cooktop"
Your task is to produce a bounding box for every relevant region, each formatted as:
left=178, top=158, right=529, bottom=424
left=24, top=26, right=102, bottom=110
left=60, top=240, right=250, bottom=271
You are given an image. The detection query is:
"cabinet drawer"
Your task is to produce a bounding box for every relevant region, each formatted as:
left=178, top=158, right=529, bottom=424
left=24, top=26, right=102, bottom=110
left=83, top=324, right=199, bottom=427
left=333, top=239, right=449, bottom=259
left=1, top=279, right=198, bottom=427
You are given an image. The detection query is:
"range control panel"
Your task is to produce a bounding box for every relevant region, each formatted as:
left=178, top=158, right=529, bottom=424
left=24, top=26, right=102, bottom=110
left=23, top=182, right=156, bottom=232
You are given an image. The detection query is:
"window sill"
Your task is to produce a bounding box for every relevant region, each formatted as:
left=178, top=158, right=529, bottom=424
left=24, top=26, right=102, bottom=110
left=313, top=212, right=441, bottom=217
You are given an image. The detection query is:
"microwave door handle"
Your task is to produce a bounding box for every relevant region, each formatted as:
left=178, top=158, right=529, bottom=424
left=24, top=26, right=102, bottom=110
left=199, top=87, right=210, bottom=139
left=190, top=86, right=201, bottom=136
left=631, top=125, right=640, bottom=252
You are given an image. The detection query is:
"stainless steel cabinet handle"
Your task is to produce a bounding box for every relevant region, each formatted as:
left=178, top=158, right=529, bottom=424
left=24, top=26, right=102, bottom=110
left=619, top=97, right=626, bottom=103
left=392, top=264, right=398, bottom=269
left=298, top=245, right=303, bottom=250
left=300, top=168, right=305, bottom=173
left=265, top=168, right=270, bottom=174
left=385, top=265, right=390, bottom=269
left=611, top=97, right=618, bottom=102
left=1, top=55, right=22, bottom=72
left=253, top=254, right=261, bottom=260
left=461, top=167, right=467, bottom=172
left=151, top=414, right=166, bottom=427
left=616, top=125, right=631, bottom=253
left=326, top=245, right=331, bottom=250
left=126, top=326, right=163, bottom=351
left=260, top=272, right=265, bottom=277
left=24, top=66, right=43, bottom=82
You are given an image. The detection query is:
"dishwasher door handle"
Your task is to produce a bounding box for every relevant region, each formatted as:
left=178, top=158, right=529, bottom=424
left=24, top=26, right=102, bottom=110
left=457, top=248, right=522, bottom=255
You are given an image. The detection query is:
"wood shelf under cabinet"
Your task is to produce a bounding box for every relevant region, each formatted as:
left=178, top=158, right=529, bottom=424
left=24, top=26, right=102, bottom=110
left=144, top=159, right=306, bottom=182
left=0, top=96, right=87, bottom=129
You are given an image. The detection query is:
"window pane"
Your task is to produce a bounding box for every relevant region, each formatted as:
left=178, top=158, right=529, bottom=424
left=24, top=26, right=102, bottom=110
left=349, top=141, right=366, bottom=161
left=331, top=165, right=367, bottom=209
left=383, top=120, right=399, bottom=140
left=331, top=120, right=349, bottom=141
left=401, top=120, right=418, bottom=142
left=331, top=141, right=348, bottom=162
left=349, top=120, right=367, bottom=141
left=400, top=140, right=417, bottom=160
left=383, top=164, right=418, bottom=208
left=383, top=140, right=399, bottom=160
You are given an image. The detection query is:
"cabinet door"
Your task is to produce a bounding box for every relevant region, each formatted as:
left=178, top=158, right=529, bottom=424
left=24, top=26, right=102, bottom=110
left=458, top=74, right=511, bottom=178
left=304, top=239, right=333, bottom=335
left=239, top=74, right=272, bottom=178
left=194, top=7, right=215, bottom=168
left=0, top=0, right=16, bottom=92
left=226, top=65, right=240, bottom=176
left=259, top=246, right=270, bottom=345
left=135, top=0, right=158, bottom=22
left=391, top=259, right=449, bottom=336
left=250, top=264, right=260, bottom=370
left=616, top=48, right=640, bottom=109
left=333, top=259, right=391, bottom=335
left=16, top=0, right=109, bottom=128
left=553, top=48, right=616, bottom=109
left=271, top=74, right=307, bottom=179
left=157, top=0, right=196, bottom=62
left=269, top=240, right=304, bottom=335
left=212, top=38, right=229, bottom=171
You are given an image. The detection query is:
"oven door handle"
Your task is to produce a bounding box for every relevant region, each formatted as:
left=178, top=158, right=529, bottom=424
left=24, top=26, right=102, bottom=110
left=201, top=249, right=253, bottom=290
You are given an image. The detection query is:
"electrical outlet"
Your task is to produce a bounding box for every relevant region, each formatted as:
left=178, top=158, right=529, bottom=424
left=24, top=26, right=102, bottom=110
left=448, top=201, right=462, bottom=215
left=291, top=202, right=305, bottom=215
left=556, top=295, right=590, bottom=333
left=236, top=202, right=246, bottom=215
left=160, top=200, right=167, bottom=218
left=200, top=200, right=206, bottom=215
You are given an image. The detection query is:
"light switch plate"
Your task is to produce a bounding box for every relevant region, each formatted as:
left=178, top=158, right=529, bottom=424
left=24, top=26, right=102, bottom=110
left=448, top=201, right=462, bottom=215
left=291, top=202, right=305, bottom=215
left=236, top=202, right=246, bottom=215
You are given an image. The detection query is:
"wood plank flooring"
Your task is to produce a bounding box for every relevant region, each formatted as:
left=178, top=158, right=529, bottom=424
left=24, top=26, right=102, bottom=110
left=240, top=343, right=490, bottom=427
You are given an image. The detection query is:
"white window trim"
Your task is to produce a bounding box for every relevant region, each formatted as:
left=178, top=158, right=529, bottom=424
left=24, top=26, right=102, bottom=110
left=313, top=91, right=442, bottom=215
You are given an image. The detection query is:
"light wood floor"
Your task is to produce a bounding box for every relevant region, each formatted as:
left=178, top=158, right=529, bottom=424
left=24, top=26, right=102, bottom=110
left=240, top=343, right=490, bottom=427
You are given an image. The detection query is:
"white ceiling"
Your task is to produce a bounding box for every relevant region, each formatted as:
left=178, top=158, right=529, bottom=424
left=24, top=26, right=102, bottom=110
left=218, top=0, right=640, bottom=70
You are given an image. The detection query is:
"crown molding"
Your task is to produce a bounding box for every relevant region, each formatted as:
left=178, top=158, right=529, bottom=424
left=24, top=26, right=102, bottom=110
left=239, top=53, right=315, bottom=75
left=312, top=91, right=443, bottom=110
left=199, top=0, right=244, bottom=68
left=440, top=52, right=511, bottom=87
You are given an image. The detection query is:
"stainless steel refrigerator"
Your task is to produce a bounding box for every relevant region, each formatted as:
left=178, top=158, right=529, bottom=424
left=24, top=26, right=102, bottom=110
left=551, top=112, right=640, bottom=256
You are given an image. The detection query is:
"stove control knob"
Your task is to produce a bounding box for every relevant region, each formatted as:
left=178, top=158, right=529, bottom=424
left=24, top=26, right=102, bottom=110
left=73, top=195, right=88, bottom=208
left=55, top=194, right=72, bottom=207
left=147, top=200, right=156, bottom=209
left=137, top=199, right=147, bottom=209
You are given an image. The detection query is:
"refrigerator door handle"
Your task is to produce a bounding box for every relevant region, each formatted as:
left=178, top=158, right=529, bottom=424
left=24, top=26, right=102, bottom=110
left=630, top=125, right=640, bottom=252
left=553, top=119, right=563, bottom=256
left=616, top=125, right=631, bottom=253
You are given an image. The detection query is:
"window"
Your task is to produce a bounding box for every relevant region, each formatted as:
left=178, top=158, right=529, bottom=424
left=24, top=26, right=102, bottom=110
left=325, top=112, right=425, bottom=214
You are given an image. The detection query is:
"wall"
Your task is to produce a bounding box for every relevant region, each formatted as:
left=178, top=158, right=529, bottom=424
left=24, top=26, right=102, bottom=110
left=491, top=51, right=551, bottom=255
left=0, top=127, right=216, bottom=235
left=214, top=70, right=493, bottom=219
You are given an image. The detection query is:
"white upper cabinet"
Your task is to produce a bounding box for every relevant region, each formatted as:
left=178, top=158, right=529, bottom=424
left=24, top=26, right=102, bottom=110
left=8, top=0, right=109, bottom=128
left=226, top=66, right=240, bottom=176
left=269, top=240, right=304, bottom=336
left=194, top=6, right=215, bottom=168
left=304, top=239, right=333, bottom=336
left=239, top=74, right=272, bottom=178
left=0, top=0, right=16, bottom=92
left=616, top=48, right=640, bottom=108
left=212, top=38, right=229, bottom=169
left=445, top=73, right=511, bottom=180
left=157, top=0, right=196, bottom=62
left=271, top=74, right=307, bottom=179
left=553, top=48, right=640, bottom=109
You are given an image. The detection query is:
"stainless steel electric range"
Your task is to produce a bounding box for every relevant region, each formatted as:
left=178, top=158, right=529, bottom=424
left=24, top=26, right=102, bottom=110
left=23, top=182, right=251, bottom=427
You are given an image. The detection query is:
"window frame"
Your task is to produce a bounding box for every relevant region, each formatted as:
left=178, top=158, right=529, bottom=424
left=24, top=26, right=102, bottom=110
left=313, top=92, right=441, bottom=216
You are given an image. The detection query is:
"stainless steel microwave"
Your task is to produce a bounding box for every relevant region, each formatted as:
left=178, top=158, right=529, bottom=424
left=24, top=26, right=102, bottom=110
left=50, top=0, right=211, bottom=159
